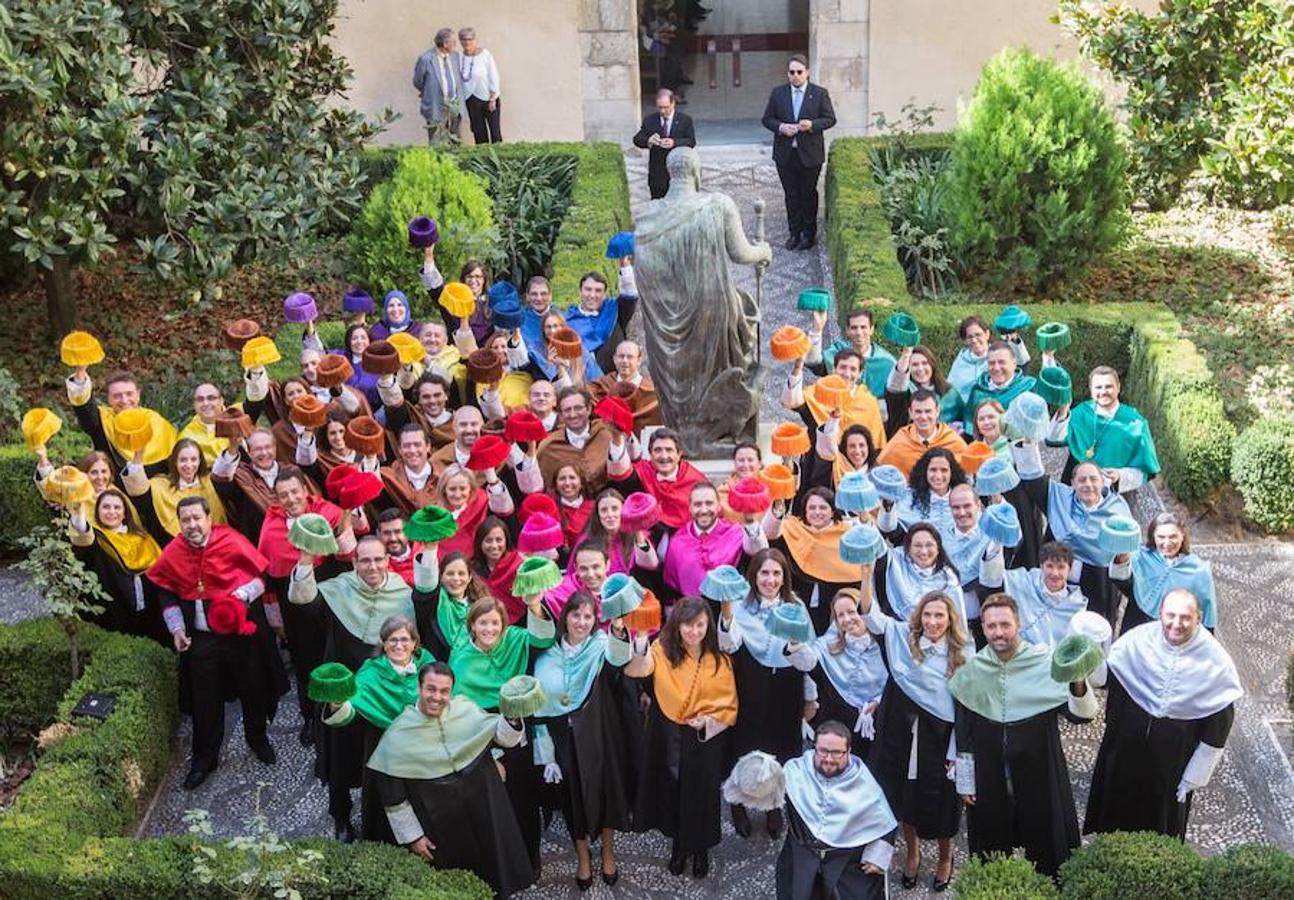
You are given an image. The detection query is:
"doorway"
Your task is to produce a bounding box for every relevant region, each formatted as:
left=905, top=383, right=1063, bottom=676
left=640, top=0, right=810, bottom=144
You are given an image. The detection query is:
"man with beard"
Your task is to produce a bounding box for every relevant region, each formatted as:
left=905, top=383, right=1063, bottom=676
left=979, top=540, right=1087, bottom=652
left=775, top=720, right=898, bottom=900
left=951, top=593, right=1096, bottom=877
left=376, top=508, right=421, bottom=588
left=212, top=428, right=301, bottom=543
left=1053, top=366, right=1160, bottom=493
left=367, top=661, right=535, bottom=896
left=146, top=497, right=286, bottom=789
left=661, top=481, right=766, bottom=600
left=1084, top=589, right=1241, bottom=839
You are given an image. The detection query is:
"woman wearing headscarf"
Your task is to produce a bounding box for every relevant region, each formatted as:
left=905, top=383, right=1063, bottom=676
left=369, top=289, right=425, bottom=341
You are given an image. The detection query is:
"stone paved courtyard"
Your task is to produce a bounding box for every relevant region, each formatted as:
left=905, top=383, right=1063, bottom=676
left=3, top=141, right=1292, bottom=897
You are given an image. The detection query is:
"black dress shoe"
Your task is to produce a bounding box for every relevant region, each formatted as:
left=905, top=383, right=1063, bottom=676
left=692, top=850, right=709, bottom=878
left=182, top=769, right=209, bottom=791
left=730, top=802, right=752, bottom=838
left=766, top=807, right=784, bottom=839
left=250, top=741, right=277, bottom=765
left=784, top=233, right=801, bottom=251
left=601, top=866, right=619, bottom=886
left=796, top=233, right=817, bottom=251
left=333, top=820, right=357, bottom=844
left=668, top=842, right=687, bottom=875
left=298, top=720, right=315, bottom=747
left=901, top=870, right=919, bottom=890
left=933, top=873, right=952, bottom=893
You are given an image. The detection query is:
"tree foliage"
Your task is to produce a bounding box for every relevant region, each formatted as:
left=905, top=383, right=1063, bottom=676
left=0, top=0, right=391, bottom=336
left=947, top=48, right=1129, bottom=291
left=1059, top=0, right=1294, bottom=210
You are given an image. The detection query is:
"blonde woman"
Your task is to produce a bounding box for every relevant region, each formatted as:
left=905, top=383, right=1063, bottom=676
left=860, top=579, right=967, bottom=893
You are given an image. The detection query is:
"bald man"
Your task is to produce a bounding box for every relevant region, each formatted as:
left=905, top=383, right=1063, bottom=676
left=429, top=405, right=487, bottom=485
left=586, top=339, right=663, bottom=429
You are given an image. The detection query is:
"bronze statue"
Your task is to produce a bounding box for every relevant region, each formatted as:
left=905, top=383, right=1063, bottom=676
left=634, top=148, right=773, bottom=457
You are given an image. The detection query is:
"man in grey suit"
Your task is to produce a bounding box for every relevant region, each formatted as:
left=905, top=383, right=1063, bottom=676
left=413, top=28, right=463, bottom=144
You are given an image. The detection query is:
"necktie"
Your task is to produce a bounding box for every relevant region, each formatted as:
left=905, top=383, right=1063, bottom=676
left=792, top=88, right=803, bottom=120
left=663, top=116, right=670, bottom=137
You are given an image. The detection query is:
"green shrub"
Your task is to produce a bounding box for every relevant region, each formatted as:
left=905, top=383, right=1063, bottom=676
left=267, top=321, right=347, bottom=386
left=0, top=619, right=72, bottom=744
left=1201, top=843, right=1294, bottom=898
left=947, top=48, right=1129, bottom=290
left=955, top=853, right=1059, bottom=899
left=0, top=443, right=54, bottom=555
left=876, top=152, right=960, bottom=297
left=348, top=149, right=498, bottom=314
left=1231, top=415, right=1294, bottom=532
left=460, top=149, right=578, bottom=286
left=1059, top=831, right=1204, bottom=900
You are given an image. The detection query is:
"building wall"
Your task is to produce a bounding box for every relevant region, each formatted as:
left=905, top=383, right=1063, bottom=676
left=331, top=0, right=1157, bottom=147
left=331, top=0, right=585, bottom=146
left=864, top=0, right=1157, bottom=134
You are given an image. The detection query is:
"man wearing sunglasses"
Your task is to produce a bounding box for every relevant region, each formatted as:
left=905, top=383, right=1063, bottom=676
left=762, top=55, right=837, bottom=252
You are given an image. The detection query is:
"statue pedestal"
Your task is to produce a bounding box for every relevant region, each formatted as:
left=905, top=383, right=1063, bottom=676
left=689, top=420, right=780, bottom=485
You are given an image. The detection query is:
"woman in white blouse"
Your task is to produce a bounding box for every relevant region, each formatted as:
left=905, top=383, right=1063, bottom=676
left=458, top=27, right=501, bottom=144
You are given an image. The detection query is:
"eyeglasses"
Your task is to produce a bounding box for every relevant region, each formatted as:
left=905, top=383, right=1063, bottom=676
left=385, top=636, right=413, bottom=645
left=814, top=747, right=848, bottom=759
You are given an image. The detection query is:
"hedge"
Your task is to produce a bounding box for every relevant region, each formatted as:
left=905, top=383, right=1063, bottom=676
left=953, top=854, right=1059, bottom=898
left=1059, top=831, right=1205, bottom=899
left=1230, top=415, right=1294, bottom=532
left=356, top=141, right=631, bottom=307
left=824, top=135, right=1235, bottom=506
left=0, top=429, right=90, bottom=555
left=950, top=836, right=1294, bottom=899
left=0, top=619, right=490, bottom=899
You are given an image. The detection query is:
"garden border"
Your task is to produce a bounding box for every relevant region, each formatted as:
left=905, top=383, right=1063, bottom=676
left=823, top=134, right=1235, bottom=506
left=0, top=618, right=490, bottom=899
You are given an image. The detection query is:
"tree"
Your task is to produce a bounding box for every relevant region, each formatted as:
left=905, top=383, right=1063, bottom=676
left=1059, top=0, right=1294, bottom=210
left=17, top=514, right=111, bottom=679
left=0, top=0, right=392, bottom=340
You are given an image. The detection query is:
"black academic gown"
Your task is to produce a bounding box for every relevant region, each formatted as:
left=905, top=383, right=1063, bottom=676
left=870, top=682, right=960, bottom=839
left=955, top=699, right=1081, bottom=877
left=776, top=803, right=894, bottom=900
left=372, top=748, right=535, bottom=897
left=1084, top=677, right=1235, bottom=839
left=74, top=541, right=168, bottom=645
left=294, top=588, right=387, bottom=821
left=634, top=687, right=730, bottom=854
left=729, top=643, right=808, bottom=767
left=809, top=668, right=877, bottom=762
left=535, top=664, right=642, bottom=841
left=773, top=536, right=856, bottom=634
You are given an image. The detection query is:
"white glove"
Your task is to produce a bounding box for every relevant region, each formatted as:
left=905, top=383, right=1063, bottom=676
left=853, top=709, right=875, bottom=740
left=376, top=374, right=403, bottom=408
left=543, top=762, right=563, bottom=784
left=618, top=263, right=638, bottom=298
left=398, top=363, right=419, bottom=390
left=244, top=366, right=269, bottom=402
left=801, top=719, right=815, bottom=742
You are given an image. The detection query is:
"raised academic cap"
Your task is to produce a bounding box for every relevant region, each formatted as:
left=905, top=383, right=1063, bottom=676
left=605, top=231, right=634, bottom=260
left=978, top=502, right=1022, bottom=548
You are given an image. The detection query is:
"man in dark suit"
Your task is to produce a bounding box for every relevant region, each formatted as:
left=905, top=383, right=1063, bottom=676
left=633, top=89, right=697, bottom=199
left=762, top=54, right=836, bottom=251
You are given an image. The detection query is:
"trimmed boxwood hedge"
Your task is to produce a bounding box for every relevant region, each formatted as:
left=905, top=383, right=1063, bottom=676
left=954, top=854, right=1059, bottom=898
left=1230, top=415, right=1294, bottom=532
left=1059, top=831, right=1205, bottom=899
left=0, top=618, right=490, bottom=899
left=824, top=135, right=1235, bottom=506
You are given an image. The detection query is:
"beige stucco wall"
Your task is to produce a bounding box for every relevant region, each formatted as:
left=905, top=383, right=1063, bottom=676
left=332, top=0, right=585, bottom=146
left=865, top=0, right=1157, bottom=133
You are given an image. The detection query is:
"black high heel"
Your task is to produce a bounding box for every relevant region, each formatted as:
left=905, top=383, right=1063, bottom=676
left=668, top=841, right=687, bottom=875
left=575, top=872, right=593, bottom=891
left=601, top=866, right=620, bottom=886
